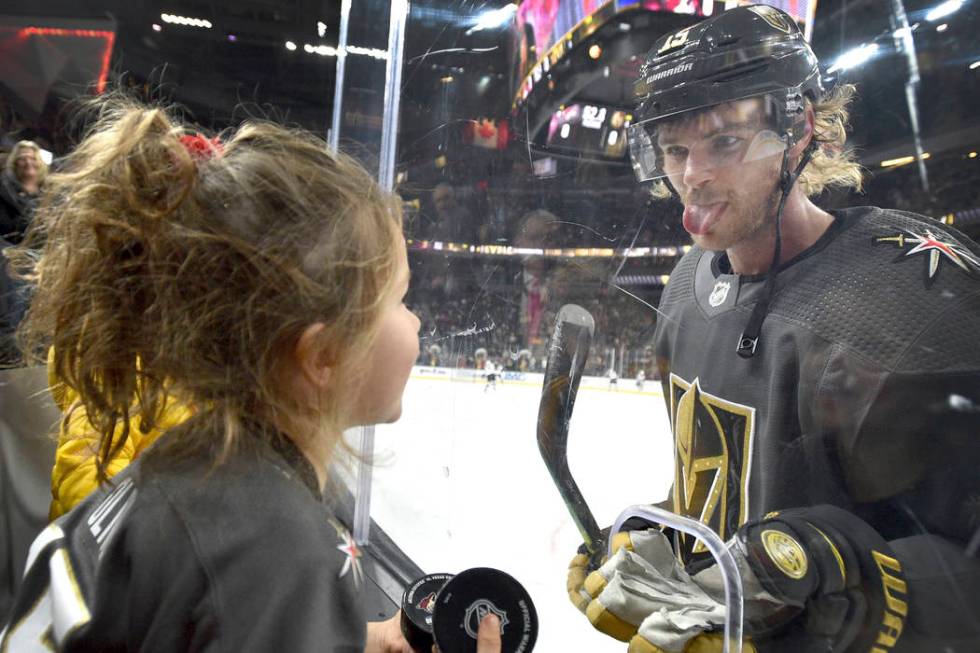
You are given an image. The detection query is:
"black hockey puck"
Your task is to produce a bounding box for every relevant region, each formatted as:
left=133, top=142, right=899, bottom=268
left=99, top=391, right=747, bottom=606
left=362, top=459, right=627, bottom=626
left=401, top=572, right=454, bottom=652
left=432, top=567, right=537, bottom=653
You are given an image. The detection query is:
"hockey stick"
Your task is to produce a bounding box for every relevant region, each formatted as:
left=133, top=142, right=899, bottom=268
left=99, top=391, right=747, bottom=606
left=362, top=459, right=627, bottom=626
left=536, top=304, right=603, bottom=554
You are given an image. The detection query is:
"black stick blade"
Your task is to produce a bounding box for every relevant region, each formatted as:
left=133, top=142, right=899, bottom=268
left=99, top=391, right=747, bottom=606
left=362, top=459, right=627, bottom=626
left=536, top=304, right=601, bottom=552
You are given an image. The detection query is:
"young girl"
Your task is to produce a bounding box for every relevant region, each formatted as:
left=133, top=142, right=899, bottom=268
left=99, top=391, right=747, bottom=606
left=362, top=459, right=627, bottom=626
left=2, top=99, right=500, bottom=653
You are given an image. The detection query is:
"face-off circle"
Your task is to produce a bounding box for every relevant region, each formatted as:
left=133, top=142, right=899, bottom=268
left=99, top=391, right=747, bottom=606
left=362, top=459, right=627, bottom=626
left=432, top=567, right=538, bottom=653
left=400, top=572, right=454, bottom=652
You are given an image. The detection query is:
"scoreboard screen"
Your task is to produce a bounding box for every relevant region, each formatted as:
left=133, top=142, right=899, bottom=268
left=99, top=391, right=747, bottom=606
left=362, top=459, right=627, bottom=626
left=545, top=103, right=630, bottom=159
left=513, top=1, right=813, bottom=108
left=515, top=0, right=713, bottom=88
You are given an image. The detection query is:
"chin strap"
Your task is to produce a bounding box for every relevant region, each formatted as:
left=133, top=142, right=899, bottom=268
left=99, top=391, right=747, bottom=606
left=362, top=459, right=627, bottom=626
left=736, top=144, right=814, bottom=359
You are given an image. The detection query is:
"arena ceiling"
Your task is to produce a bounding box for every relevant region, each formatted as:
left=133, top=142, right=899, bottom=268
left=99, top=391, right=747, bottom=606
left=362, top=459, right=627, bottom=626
left=0, top=0, right=977, bottom=167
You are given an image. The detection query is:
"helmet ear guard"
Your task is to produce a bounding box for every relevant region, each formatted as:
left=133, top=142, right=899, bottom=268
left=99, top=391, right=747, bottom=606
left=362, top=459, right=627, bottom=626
left=780, top=87, right=811, bottom=150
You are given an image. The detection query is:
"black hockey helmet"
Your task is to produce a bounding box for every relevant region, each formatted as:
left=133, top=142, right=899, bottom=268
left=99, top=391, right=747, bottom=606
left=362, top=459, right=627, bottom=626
left=628, top=5, right=825, bottom=359
left=628, top=4, right=822, bottom=182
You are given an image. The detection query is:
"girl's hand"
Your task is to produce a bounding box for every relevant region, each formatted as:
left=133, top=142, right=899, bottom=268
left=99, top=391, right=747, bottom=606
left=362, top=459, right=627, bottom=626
left=365, top=612, right=414, bottom=653
left=431, top=614, right=501, bottom=653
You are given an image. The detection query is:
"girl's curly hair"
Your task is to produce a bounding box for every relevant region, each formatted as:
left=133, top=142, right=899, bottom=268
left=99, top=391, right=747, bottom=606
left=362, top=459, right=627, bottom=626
left=9, top=95, right=403, bottom=479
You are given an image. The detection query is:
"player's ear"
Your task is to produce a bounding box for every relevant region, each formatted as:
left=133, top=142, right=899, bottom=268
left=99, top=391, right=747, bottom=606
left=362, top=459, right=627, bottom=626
left=789, top=103, right=815, bottom=160
left=293, top=322, right=333, bottom=390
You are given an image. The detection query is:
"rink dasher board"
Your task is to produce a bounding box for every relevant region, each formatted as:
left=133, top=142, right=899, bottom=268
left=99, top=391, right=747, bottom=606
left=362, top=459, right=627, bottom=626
left=410, top=366, right=663, bottom=397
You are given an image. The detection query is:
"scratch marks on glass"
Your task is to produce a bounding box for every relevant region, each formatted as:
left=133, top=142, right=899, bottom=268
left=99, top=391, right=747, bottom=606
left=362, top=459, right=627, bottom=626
left=548, top=220, right=618, bottom=243
left=406, top=46, right=500, bottom=65
left=401, top=23, right=450, bottom=91
left=609, top=283, right=673, bottom=323
left=456, top=320, right=497, bottom=338
left=400, top=119, right=473, bottom=158
left=420, top=319, right=497, bottom=343
left=524, top=108, right=533, bottom=166
left=611, top=216, right=648, bottom=280
left=419, top=263, right=501, bottom=375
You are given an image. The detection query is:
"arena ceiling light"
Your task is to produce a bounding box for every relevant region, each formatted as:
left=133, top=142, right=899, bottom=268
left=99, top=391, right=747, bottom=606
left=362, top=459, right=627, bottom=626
left=925, top=0, right=964, bottom=21
left=300, top=44, right=386, bottom=60
left=466, top=4, right=517, bottom=35
left=880, top=152, right=930, bottom=167
left=160, top=13, right=212, bottom=29
left=826, top=42, right=879, bottom=74
left=304, top=43, right=336, bottom=56
left=347, top=45, right=387, bottom=60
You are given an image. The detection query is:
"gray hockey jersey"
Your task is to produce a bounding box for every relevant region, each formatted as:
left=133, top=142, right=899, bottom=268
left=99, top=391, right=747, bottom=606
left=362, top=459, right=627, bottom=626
left=654, top=206, right=980, bottom=648
left=1, top=426, right=367, bottom=652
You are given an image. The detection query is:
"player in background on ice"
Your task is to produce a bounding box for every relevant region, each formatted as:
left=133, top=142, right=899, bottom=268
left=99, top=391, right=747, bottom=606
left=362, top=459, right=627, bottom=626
left=607, top=368, right=618, bottom=390
left=567, top=5, right=980, bottom=653
left=635, top=369, right=645, bottom=391
left=483, top=359, right=498, bottom=392
left=2, top=97, right=502, bottom=653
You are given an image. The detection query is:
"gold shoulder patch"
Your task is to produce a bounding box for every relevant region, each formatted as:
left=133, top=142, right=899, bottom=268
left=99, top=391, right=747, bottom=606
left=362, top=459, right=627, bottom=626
left=761, top=529, right=808, bottom=579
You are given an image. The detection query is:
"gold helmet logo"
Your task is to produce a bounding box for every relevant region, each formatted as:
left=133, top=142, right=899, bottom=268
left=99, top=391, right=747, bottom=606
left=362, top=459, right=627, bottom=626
left=761, top=529, right=808, bottom=579
left=748, top=5, right=794, bottom=34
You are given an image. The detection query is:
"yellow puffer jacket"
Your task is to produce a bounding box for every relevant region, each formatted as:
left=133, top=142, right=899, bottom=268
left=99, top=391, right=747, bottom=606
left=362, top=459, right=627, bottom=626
left=47, top=352, right=194, bottom=520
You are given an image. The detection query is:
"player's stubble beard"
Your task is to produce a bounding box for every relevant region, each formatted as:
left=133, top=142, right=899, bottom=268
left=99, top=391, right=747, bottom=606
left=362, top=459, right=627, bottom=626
left=680, top=159, right=783, bottom=255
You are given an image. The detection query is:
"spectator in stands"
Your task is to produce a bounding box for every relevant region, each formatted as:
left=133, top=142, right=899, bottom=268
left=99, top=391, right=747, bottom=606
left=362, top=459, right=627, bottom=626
left=0, top=141, right=47, bottom=364
left=0, top=140, right=47, bottom=245
left=430, top=182, right=474, bottom=242
left=514, top=209, right=558, bottom=347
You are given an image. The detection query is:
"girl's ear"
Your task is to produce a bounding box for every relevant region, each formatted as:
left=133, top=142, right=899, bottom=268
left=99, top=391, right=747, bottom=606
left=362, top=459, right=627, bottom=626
left=293, top=322, right=333, bottom=390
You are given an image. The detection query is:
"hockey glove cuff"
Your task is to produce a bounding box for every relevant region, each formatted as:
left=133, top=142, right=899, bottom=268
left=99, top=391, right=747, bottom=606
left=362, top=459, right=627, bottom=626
left=737, top=505, right=908, bottom=652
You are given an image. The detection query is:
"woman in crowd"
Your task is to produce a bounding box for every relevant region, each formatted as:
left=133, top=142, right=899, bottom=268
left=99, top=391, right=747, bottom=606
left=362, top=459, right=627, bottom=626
left=0, top=140, right=47, bottom=244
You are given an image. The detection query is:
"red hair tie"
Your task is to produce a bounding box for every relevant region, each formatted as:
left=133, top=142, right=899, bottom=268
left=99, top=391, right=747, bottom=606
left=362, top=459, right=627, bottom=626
left=179, top=133, right=223, bottom=161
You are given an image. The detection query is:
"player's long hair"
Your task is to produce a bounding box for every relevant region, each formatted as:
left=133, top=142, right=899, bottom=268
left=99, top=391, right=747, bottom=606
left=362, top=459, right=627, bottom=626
left=797, top=83, right=864, bottom=197
left=649, top=84, right=863, bottom=199
left=9, top=95, right=403, bottom=480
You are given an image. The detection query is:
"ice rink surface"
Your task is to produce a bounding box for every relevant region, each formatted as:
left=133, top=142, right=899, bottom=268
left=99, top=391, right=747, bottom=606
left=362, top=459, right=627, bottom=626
left=370, top=371, right=676, bottom=652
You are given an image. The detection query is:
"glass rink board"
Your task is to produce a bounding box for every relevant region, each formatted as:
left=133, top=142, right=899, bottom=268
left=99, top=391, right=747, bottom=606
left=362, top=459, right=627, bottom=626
left=0, top=0, right=977, bottom=651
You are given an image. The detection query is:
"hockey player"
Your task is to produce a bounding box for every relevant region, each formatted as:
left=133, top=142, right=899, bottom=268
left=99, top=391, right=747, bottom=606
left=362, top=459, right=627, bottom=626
left=607, top=368, right=618, bottom=390
left=2, top=99, right=501, bottom=652
left=567, top=5, right=980, bottom=652
left=635, top=368, right=645, bottom=391
left=484, top=359, right=498, bottom=392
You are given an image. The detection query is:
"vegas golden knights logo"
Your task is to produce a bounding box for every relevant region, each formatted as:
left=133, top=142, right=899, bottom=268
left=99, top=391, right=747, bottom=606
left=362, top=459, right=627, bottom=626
left=748, top=5, right=795, bottom=33
left=669, top=374, right=755, bottom=559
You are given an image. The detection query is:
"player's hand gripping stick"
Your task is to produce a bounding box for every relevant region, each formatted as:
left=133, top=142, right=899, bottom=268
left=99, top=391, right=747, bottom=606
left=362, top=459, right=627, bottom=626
left=536, top=304, right=602, bottom=554
left=608, top=505, right=745, bottom=653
